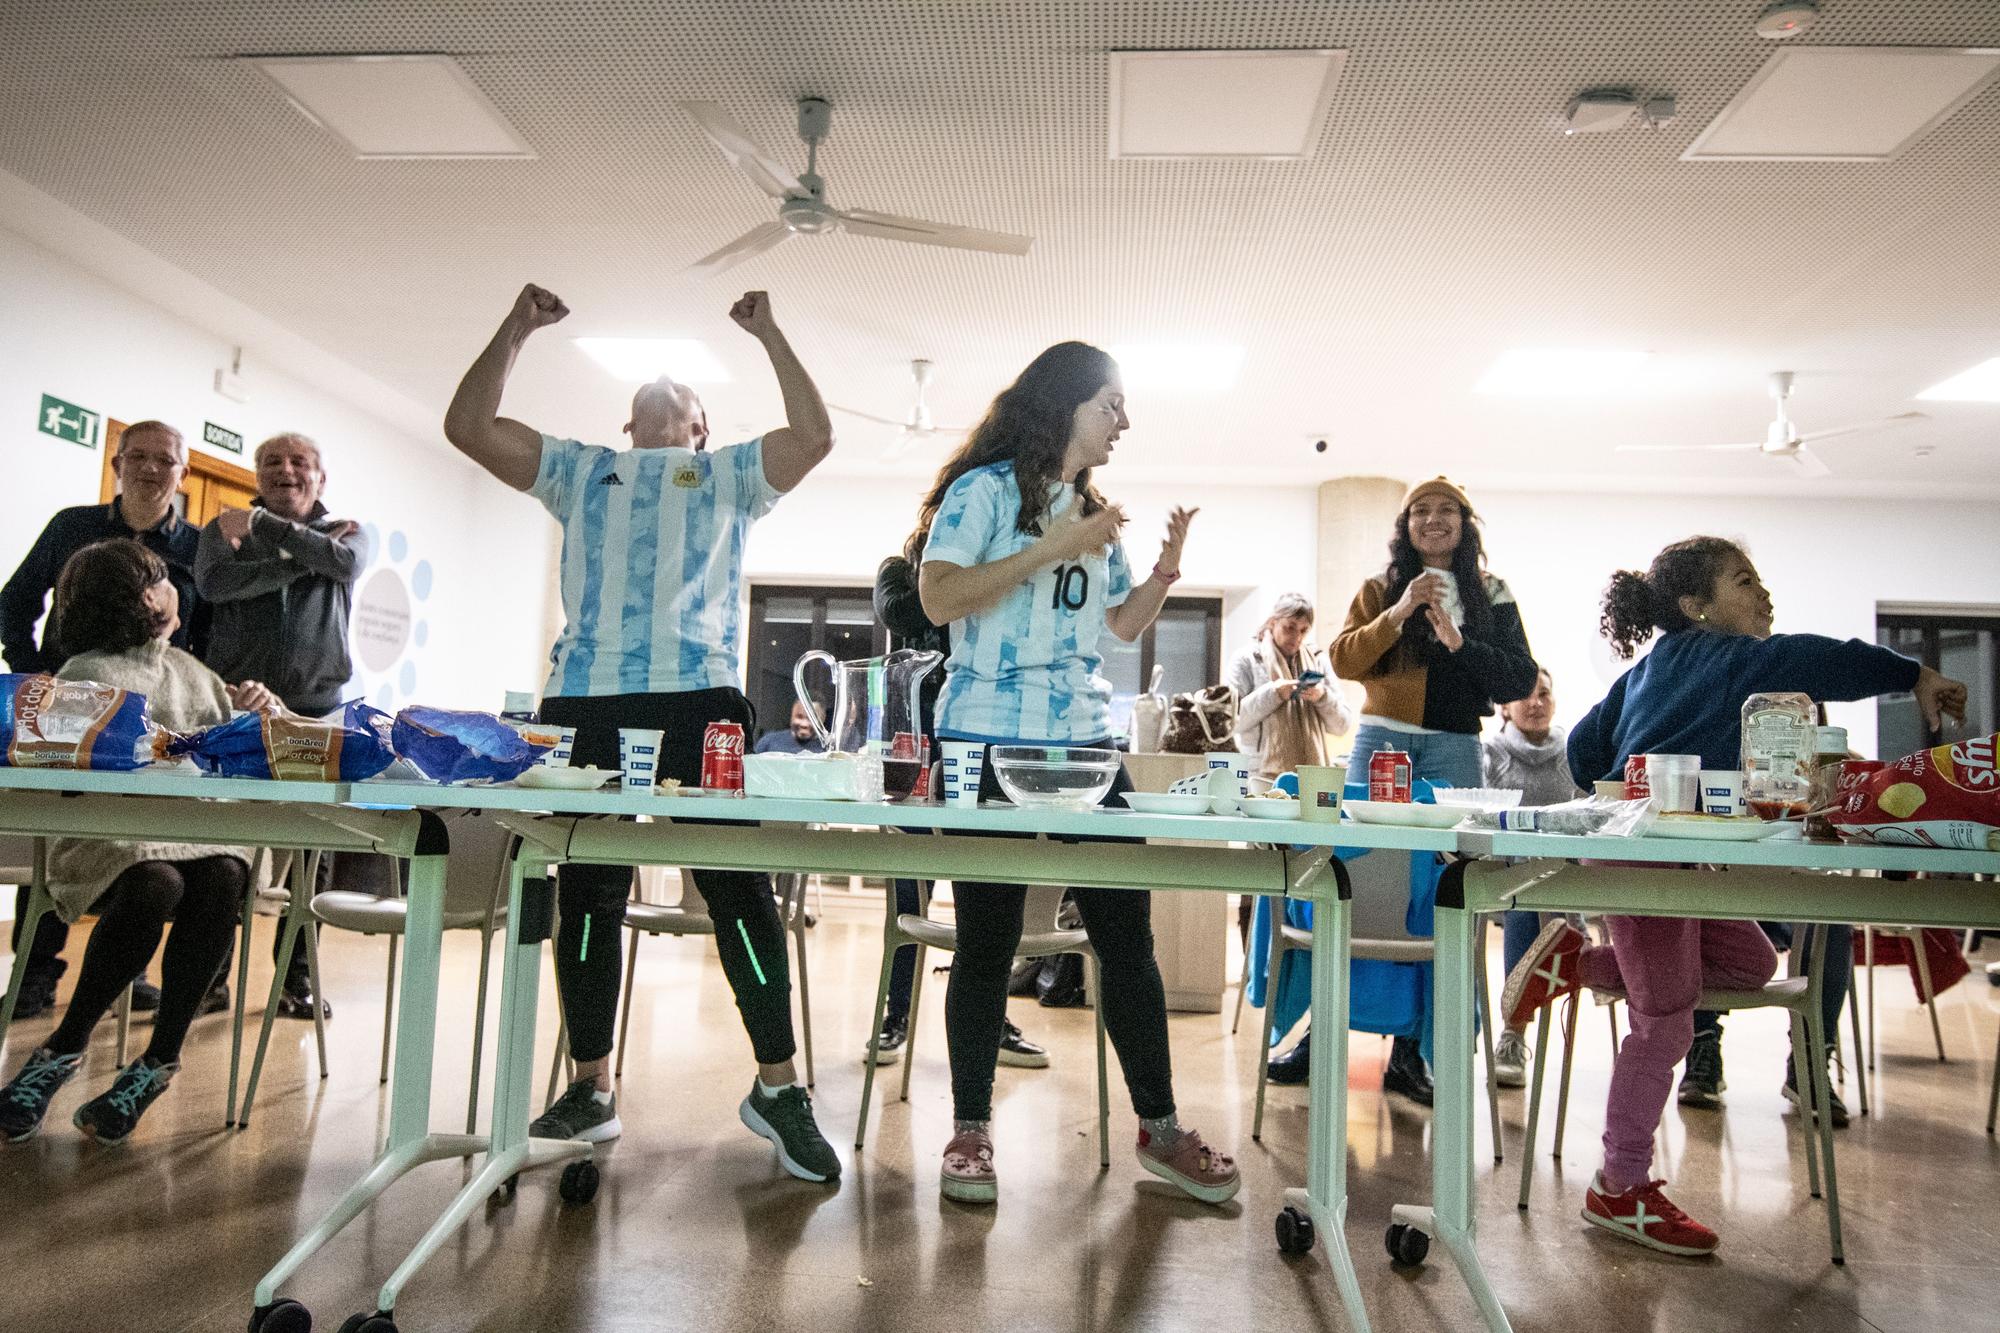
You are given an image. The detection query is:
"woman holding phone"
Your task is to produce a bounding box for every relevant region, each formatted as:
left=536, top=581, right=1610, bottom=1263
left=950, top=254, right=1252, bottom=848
left=1226, top=592, right=1355, bottom=781
left=915, top=340, right=1237, bottom=1208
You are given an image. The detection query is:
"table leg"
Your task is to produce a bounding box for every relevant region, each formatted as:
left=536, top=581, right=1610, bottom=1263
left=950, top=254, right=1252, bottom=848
left=1390, top=860, right=1513, bottom=1332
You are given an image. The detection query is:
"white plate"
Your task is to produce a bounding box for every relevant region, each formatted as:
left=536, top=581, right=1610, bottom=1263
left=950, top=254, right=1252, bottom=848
left=513, top=765, right=617, bottom=790
left=1646, top=816, right=1788, bottom=842
left=1430, top=786, right=1523, bottom=812
left=1240, top=798, right=1302, bottom=821
left=1343, top=800, right=1465, bottom=829
left=1125, top=793, right=1213, bottom=816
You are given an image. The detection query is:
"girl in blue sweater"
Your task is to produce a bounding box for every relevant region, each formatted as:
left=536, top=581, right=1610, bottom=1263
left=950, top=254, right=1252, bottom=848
left=1502, top=535, right=1964, bottom=1257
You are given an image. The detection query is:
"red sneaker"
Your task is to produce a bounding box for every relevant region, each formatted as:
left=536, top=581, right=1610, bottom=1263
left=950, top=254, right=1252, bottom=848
left=1582, top=1175, right=1719, bottom=1256
left=1501, top=919, right=1585, bottom=1029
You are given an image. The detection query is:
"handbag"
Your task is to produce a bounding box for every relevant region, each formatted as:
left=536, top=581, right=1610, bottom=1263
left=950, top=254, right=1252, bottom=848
left=1162, top=683, right=1239, bottom=755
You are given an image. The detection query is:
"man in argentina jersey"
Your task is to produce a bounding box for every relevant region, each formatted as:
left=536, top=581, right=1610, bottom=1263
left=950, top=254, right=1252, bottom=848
left=444, top=283, right=843, bottom=1183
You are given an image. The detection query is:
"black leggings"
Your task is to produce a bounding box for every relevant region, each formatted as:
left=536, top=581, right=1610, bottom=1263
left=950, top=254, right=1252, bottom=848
left=942, top=744, right=1175, bottom=1122
left=540, top=690, right=795, bottom=1066
left=47, top=856, right=246, bottom=1065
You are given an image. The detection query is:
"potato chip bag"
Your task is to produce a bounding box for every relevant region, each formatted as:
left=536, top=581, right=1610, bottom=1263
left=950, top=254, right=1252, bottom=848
left=1830, top=733, right=2000, bottom=851
left=0, top=673, right=157, bottom=770
left=391, top=706, right=550, bottom=785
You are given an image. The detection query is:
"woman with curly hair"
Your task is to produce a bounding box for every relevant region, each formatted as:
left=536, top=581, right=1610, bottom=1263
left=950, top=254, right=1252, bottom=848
left=0, top=539, right=278, bottom=1144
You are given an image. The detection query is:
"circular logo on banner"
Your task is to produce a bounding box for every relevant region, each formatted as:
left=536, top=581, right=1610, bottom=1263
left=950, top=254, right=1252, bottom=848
left=347, top=526, right=433, bottom=709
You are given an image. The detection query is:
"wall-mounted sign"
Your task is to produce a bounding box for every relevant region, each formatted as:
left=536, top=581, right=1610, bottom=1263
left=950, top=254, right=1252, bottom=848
left=203, top=421, right=244, bottom=454
left=37, top=393, right=100, bottom=449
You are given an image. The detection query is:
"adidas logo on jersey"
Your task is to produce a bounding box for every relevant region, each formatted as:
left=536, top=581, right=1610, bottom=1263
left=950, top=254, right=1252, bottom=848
left=599, top=473, right=624, bottom=486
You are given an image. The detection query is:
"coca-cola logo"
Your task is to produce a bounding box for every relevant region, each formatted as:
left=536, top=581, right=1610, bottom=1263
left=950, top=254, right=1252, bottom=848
left=705, top=726, right=745, bottom=756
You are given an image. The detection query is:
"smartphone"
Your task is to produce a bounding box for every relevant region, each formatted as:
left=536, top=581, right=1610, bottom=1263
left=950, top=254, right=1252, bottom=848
left=1297, top=669, right=1325, bottom=687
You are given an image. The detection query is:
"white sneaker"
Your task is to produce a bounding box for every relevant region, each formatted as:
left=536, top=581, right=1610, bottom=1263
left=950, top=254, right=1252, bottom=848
left=1492, top=1029, right=1528, bottom=1088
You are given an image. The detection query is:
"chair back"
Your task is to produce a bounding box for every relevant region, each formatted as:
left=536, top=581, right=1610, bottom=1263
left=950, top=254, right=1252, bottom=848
left=0, top=833, right=34, bottom=885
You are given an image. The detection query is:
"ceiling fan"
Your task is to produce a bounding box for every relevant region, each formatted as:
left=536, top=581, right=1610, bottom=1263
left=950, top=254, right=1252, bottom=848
left=680, top=97, right=1034, bottom=274
left=830, top=359, right=971, bottom=458
left=1616, top=371, right=1925, bottom=477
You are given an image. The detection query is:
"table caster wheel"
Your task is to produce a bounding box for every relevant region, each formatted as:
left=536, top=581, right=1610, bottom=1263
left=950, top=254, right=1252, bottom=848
left=1275, top=1205, right=1315, bottom=1255
left=1386, top=1222, right=1430, bottom=1268
left=560, top=1158, right=600, bottom=1204
left=249, top=1299, right=311, bottom=1333
left=337, top=1315, right=398, bottom=1333
left=492, top=1173, right=519, bottom=1205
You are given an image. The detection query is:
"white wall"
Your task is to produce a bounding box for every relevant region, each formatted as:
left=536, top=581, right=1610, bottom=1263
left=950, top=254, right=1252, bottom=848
left=0, top=225, right=555, bottom=711
left=1474, top=491, right=2000, bottom=758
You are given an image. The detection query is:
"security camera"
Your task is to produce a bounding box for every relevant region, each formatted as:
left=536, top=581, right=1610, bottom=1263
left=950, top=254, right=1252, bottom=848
left=1313, top=439, right=1328, bottom=454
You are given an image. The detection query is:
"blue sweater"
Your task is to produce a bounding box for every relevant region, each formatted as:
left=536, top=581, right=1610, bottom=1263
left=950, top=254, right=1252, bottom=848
left=1568, top=630, right=1921, bottom=787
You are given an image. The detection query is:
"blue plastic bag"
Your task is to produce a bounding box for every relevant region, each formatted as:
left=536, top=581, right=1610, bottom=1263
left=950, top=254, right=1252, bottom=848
left=391, top=706, right=549, bottom=785
left=0, top=673, right=155, bottom=770
left=171, top=700, right=396, bottom=781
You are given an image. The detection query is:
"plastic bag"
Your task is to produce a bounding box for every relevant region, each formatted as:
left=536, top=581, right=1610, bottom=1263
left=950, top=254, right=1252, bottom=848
left=171, top=701, right=397, bottom=781
left=392, top=706, right=551, bottom=785
left=1831, top=733, right=2000, bottom=851
left=1464, top=796, right=1657, bottom=837
left=0, top=673, right=157, bottom=771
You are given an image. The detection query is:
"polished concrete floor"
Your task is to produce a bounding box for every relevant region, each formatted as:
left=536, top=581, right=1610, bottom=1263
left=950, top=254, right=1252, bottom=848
left=3, top=903, right=2000, bottom=1333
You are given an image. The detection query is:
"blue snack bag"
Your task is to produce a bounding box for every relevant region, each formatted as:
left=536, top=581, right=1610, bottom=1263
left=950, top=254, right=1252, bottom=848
left=392, top=706, right=550, bottom=785
left=0, top=673, right=157, bottom=770
left=171, top=701, right=396, bottom=780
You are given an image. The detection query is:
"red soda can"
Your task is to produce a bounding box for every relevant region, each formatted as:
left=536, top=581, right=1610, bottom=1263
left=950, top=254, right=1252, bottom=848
left=891, top=730, right=919, bottom=759
left=1623, top=754, right=1651, bottom=802
left=701, top=721, right=746, bottom=795
left=912, top=738, right=933, bottom=799
left=1369, top=749, right=1413, bottom=803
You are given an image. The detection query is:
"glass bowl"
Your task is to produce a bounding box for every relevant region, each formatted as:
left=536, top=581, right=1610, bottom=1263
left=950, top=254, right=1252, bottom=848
left=988, top=746, right=1120, bottom=809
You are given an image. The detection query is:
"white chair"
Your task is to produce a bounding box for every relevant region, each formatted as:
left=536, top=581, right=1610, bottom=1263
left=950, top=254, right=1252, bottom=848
left=1516, top=922, right=1844, bottom=1262
left=854, top=876, right=1109, bottom=1166
left=236, top=815, right=511, bottom=1129
left=1251, top=850, right=1505, bottom=1160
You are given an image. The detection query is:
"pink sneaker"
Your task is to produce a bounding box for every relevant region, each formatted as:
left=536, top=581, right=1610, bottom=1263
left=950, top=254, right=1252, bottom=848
left=1502, top=919, right=1586, bottom=1029
left=1137, top=1126, right=1241, bottom=1205
left=941, top=1128, right=998, bottom=1204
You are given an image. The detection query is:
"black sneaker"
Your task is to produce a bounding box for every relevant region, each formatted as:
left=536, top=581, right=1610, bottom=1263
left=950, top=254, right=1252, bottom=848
left=1678, top=1031, right=1725, bottom=1109
left=996, top=1019, right=1049, bottom=1069
left=1383, top=1035, right=1433, bottom=1107
left=198, top=980, right=231, bottom=1017
left=867, top=1016, right=908, bottom=1066
left=528, top=1078, right=622, bottom=1143
left=73, top=1058, right=176, bottom=1143
left=740, top=1082, right=841, bottom=1182
left=1267, top=1035, right=1311, bottom=1086
left=1782, top=1065, right=1851, bottom=1129
left=10, top=968, right=61, bottom=1021
left=277, top=984, right=331, bottom=1021
left=129, top=980, right=162, bottom=1013
left=0, top=1047, right=82, bottom=1141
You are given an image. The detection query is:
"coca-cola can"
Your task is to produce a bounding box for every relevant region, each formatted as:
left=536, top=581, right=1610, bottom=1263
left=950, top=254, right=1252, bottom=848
left=1624, top=754, right=1651, bottom=802
left=701, top=721, right=746, bottom=795
left=1369, top=749, right=1413, bottom=803
left=891, top=730, right=919, bottom=759
left=913, top=738, right=933, bottom=799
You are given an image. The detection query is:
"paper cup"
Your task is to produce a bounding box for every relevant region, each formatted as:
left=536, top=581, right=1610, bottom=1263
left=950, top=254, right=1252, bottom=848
left=1204, top=751, right=1253, bottom=798
left=1644, top=753, right=1701, bottom=814
left=618, top=727, right=665, bottom=792
left=1297, top=764, right=1348, bottom=823
left=939, top=740, right=986, bottom=808
left=1699, top=769, right=1746, bottom=818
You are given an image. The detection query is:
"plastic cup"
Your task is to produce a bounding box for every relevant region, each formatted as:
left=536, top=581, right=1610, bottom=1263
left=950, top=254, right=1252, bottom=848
left=1204, top=751, right=1253, bottom=798
left=1644, top=753, right=1701, bottom=813
left=1699, top=769, right=1746, bottom=818
left=618, top=727, right=665, bottom=793
left=1297, top=764, right=1348, bottom=823
left=939, top=740, right=986, bottom=808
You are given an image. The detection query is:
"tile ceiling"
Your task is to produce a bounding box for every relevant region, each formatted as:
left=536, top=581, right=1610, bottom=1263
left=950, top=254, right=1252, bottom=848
left=2, top=0, right=1997, bottom=496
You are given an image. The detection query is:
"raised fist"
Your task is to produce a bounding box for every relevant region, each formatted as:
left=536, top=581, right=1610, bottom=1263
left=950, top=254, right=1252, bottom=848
left=728, top=290, right=777, bottom=337
left=511, top=283, right=570, bottom=331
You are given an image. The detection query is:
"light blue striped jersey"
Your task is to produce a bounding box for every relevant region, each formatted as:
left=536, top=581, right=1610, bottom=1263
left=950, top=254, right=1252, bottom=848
left=531, top=434, right=778, bottom=698
left=923, top=462, right=1132, bottom=743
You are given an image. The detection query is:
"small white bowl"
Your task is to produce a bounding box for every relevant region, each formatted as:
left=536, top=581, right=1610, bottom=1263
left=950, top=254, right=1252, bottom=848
left=1124, top=792, right=1213, bottom=816
left=513, top=765, right=616, bottom=790
left=1430, top=786, right=1523, bottom=812
left=1240, top=797, right=1302, bottom=821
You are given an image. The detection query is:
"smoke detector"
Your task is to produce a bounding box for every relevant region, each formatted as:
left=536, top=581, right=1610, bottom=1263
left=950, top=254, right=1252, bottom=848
left=1755, top=2, right=1819, bottom=39
left=1564, top=89, right=1638, bottom=134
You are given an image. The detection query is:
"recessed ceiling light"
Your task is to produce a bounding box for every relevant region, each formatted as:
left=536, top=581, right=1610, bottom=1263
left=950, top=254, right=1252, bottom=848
left=1474, top=348, right=1652, bottom=397
left=1682, top=47, right=2000, bottom=162
left=1109, top=343, right=1246, bottom=392
left=1107, top=50, right=1347, bottom=160
left=250, top=54, right=534, bottom=159
left=574, top=338, right=732, bottom=384
left=1915, top=357, right=2000, bottom=402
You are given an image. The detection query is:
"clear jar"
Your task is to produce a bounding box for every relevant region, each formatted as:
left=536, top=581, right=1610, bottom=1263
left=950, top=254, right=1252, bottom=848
left=1803, top=725, right=1850, bottom=841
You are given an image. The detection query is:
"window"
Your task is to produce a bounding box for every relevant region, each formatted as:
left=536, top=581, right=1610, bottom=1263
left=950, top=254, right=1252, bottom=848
left=1097, top=596, right=1224, bottom=743
left=745, top=585, right=885, bottom=742
left=1876, top=609, right=1999, bottom=756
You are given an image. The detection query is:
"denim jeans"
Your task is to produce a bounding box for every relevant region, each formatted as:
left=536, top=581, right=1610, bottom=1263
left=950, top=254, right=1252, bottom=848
left=1348, top=723, right=1484, bottom=791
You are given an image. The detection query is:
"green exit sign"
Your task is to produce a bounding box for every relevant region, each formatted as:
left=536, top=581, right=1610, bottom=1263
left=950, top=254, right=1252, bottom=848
left=203, top=421, right=244, bottom=454
left=38, top=393, right=100, bottom=449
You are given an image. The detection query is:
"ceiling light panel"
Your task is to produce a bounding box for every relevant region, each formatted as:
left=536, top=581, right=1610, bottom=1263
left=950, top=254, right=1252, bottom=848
left=1915, top=357, right=2000, bottom=402
left=1683, top=47, right=2000, bottom=162
left=1475, top=348, right=1653, bottom=397
left=1110, top=343, right=1246, bottom=392
left=1108, top=50, right=1347, bottom=159
left=252, top=54, right=534, bottom=159
left=574, top=338, right=732, bottom=384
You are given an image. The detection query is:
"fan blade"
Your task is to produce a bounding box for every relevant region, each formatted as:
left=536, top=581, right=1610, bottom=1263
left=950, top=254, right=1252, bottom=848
left=884, top=427, right=965, bottom=461
left=1787, top=446, right=1832, bottom=478
left=680, top=101, right=806, bottom=200
left=839, top=208, right=1033, bottom=256
left=1616, top=442, right=1763, bottom=453
left=1798, top=410, right=1927, bottom=446
left=684, top=221, right=790, bottom=275
left=827, top=403, right=908, bottom=428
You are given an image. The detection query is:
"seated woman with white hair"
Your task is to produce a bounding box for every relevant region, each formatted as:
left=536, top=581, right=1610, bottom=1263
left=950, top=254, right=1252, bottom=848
left=1225, top=591, right=1354, bottom=780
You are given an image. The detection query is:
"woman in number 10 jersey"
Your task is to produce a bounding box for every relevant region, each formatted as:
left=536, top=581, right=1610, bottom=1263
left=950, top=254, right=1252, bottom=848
left=910, top=341, right=1239, bottom=1208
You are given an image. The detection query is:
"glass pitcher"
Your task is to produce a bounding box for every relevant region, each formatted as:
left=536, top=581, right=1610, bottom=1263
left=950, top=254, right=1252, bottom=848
left=792, top=648, right=942, bottom=800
